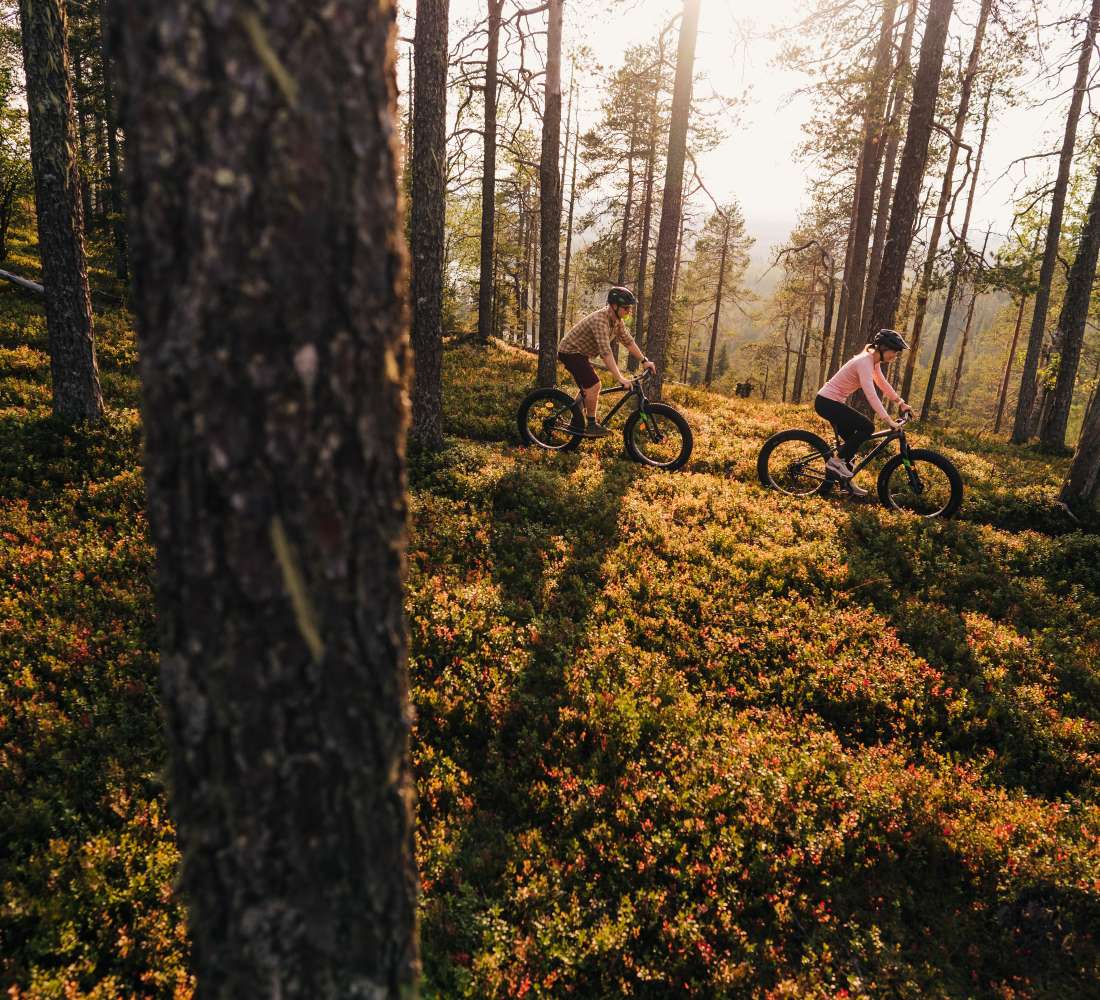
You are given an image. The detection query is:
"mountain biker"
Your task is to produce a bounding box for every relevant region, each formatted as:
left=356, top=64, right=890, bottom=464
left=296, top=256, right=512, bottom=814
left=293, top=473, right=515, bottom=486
left=557, top=286, right=657, bottom=437
left=815, top=329, right=912, bottom=496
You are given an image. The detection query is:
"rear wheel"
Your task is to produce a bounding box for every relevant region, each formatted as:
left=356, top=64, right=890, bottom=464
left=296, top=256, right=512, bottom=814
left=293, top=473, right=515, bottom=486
left=623, top=403, right=693, bottom=471
left=876, top=448, right=963, bottom=518
left=517, top=387, right=584, bottom=451
left=757, top=429, right=832, bottom=497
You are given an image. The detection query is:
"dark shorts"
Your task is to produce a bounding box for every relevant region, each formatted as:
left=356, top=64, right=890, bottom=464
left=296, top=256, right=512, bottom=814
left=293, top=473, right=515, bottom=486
left=559, top=352, right=600, bottom=391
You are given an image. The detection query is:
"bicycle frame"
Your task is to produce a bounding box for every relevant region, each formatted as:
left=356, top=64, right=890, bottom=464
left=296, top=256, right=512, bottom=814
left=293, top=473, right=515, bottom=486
left=570, top=378, right=649, bottom=427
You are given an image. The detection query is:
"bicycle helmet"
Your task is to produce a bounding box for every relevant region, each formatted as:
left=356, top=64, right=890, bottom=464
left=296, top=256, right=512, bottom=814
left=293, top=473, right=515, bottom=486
left=607, top=286, right=637, bottom=308
left=871, top=328, right=908, bottom=351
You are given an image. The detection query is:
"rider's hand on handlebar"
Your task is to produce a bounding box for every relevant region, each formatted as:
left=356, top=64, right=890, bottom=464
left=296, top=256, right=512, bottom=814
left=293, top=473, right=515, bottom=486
left=642, top=359, right=657, bottom=376
left=618, top=374, right=632, bottom=390
left=899, top=400, right=913, bottom=417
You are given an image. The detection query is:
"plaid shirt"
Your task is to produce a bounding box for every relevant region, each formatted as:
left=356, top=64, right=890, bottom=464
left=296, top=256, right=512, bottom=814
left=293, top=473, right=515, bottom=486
left=558, top=306, right=639, bottom=359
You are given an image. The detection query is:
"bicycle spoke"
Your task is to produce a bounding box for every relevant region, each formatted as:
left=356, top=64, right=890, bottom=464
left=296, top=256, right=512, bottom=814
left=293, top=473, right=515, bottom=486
left=885, top=460, right=953, bottom=516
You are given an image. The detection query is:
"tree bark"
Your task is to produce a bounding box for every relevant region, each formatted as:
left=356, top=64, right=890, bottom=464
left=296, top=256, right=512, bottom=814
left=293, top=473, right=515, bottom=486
left=818, top=274, right=836, bottom=387
left=1013, top=0, right=1100, bottom=443
left=536, top=0, right=563, bottom=387
left=476, top=0, right=504, bottom=344
left=99, top=0, right=128, bottom=280
left=900, top=0, right=990, bottom=400
left=865, top=0, right=954, bottom=342
left=1061, top=384, right=1100, bottom=510
left=1039, top=160, right=1100, bottom=450
left=559, top=96, right=579, bottom=339
left=863, top=0, right=917, bottom=338
left=109, top=1, right=420, bottom=993
left=410, top=0, right=450, bottom=449
left=630, top=77, right=660, bottom=371
left=704, top=214, right=730, bottom=386
left=993, top=293, right=1028, bottom=434
left=617, top=117, right=638, bottom=285
left=840, top=0, right=898, bottom=358
left=644, top=0, right=700, bottom=395
left=829, top=169, right=861, bottom=375
left=920, top=81, right=991, bottom=421
left=20, top=0, right=104, bottom=423
left=947, top=228, right=990, bottom=411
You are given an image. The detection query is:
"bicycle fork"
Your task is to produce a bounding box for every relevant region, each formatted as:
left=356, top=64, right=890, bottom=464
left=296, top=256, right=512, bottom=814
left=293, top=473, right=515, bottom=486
left=899, top=436, right=924, bottom=495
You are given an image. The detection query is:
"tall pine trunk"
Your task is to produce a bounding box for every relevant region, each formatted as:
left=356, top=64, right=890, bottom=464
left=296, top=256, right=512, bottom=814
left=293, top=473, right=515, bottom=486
left=20, top=0, right=104, bottom=423
left=704, top=214, right=729, bottom=386
left=901, top=0, right=990, bottom=400
left=1039, top=160, right=1100, bottom=450
left=840, top=0, right=898, bottom=358
left=863, top=0, right=917, bottom=336
left=476, top=0, right=504, bottom=344
left=536, top=0, right=563, bottom=387
left=644, top=0, right=700, bottom=395
left=630, top=81, right=660, bottom=371
left=920, top=81, right=990, bottom=421
left=560, top=96, right=579, bottom=338
left=99, top=1, right=128, bottom=280
left=865, top=0, right=954, bottom=340
left=1061, top=385, right=1100, bottom=510
left=109, top=1, right=419, bottom=992
left=1012, top=0, right=1100, bottom=443
left=617, top=117, right=638, bottom=285
left=410, top=0, right=450, bottom=449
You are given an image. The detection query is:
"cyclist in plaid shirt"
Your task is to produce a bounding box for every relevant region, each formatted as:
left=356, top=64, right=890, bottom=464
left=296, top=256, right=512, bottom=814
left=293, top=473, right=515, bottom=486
left=557, top=286, right=656, bottom=437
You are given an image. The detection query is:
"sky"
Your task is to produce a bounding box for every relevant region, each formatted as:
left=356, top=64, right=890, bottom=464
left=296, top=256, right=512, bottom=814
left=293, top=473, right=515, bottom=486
left=404, top=0, right=1083, bottom=285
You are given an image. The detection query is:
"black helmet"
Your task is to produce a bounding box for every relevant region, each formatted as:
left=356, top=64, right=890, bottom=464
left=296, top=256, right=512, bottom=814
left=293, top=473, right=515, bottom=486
left=607, top=286, right=637, bottom=307
left=872, top=328, right=908, bottom=351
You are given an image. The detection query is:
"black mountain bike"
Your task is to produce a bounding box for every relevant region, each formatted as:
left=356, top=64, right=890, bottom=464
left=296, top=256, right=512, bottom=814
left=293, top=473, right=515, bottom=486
left=757, top=412, right=963, bottom=518
left=517, top=370, right=693, bottom=471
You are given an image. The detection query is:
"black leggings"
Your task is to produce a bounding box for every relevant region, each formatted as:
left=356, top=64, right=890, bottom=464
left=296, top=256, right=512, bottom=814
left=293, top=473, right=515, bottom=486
left=815, top=394, right=873, bottom=462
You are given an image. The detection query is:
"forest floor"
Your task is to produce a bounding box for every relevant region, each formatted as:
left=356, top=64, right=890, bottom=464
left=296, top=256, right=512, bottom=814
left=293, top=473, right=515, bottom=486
left=2, top=241, right=1100, bottom=997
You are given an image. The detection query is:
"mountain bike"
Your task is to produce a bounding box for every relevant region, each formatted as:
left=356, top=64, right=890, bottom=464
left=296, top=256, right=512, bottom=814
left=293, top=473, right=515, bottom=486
left=517, top=370, right=693, bottom=471
left=756, top=412, right=963, bottom=518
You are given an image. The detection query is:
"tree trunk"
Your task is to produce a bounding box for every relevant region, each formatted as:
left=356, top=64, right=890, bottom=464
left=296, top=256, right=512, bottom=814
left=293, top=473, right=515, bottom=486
left=948, top=226, right=991, bottom=412
left=99, top=1, right=128, bottom=280
left=644, top=0, right=700, bottom=395
left=993, top=294, right=1028, bottom=434
left=1061, top=385, right=1100, bottom=510
left=560, top=96, right=579, bottom=338
left=618, top=117, right=638, bottom=285
left=72, top=48, right=94, bottom=232
left=818, top=275, right=836, bottom=388
left=840, top=0, right=898, bottom=358
left=704, top=216, right=730, bottom=386
left=476, top=0, right=504, bottom=344
left=20, top=0, right=104, bottom=423
left=1013, top=0, right=1100, bottom=442
left=792, top=298, right=814, bottom=404
left=920, top=81, right=991, bottom=421
left=864, top=0, right=954, bottom=341
left=829, top=170, right=861, bottom=375
left=109, top=1, right=420, bottom=993
left=536, top=0, right=564, bottom=387
left=863, top=0, right=917, bottom=338
left=630, top=82, right=660, bottom=371
left=410, top=0, right=450, bottom=450
left=1039, top=160, right=1100, bottom=450
left=900, top=0, right=990, bottom=400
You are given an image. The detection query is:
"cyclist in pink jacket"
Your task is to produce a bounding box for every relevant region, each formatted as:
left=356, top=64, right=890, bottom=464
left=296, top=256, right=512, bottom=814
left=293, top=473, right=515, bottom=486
left=815, top=329, right=912, bottom=496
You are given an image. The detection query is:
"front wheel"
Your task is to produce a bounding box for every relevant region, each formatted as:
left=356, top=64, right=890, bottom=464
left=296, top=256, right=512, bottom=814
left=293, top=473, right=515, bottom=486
left=877, top=448, right=963, bottom=518
left=517, top=387, right=584, bottom=451
left=623, top=403, right=693, bottom=471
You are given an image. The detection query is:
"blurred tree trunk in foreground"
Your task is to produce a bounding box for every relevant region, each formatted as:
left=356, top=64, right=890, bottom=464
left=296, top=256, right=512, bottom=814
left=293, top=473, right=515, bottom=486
left=110, top=0, right=420, bottom=993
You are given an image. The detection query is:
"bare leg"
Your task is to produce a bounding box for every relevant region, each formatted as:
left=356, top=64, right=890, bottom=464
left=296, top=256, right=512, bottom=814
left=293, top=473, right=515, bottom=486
left=582, top=383, right=600, bottom=418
